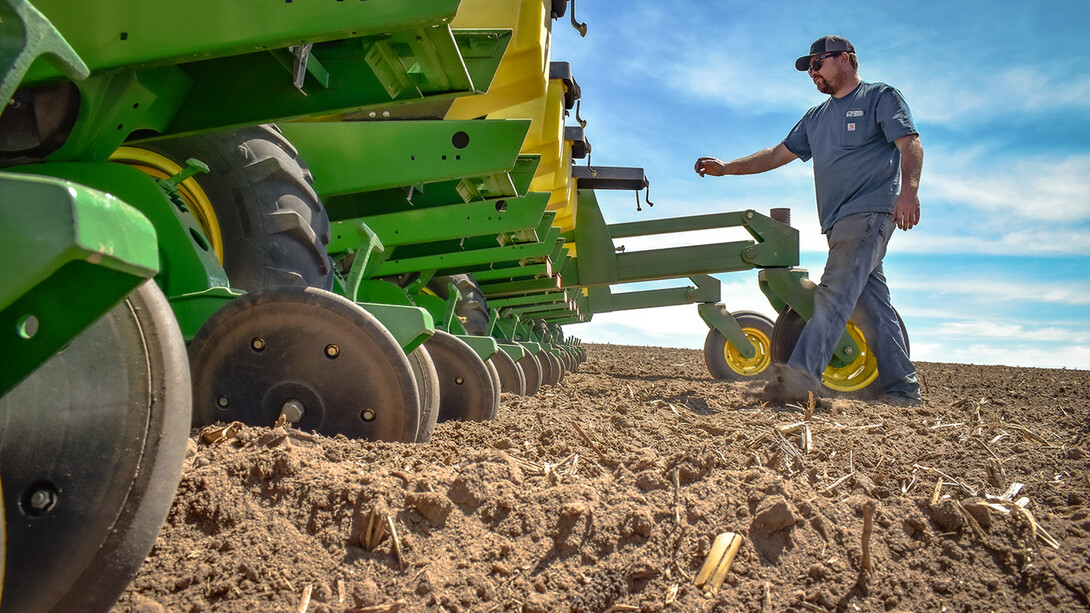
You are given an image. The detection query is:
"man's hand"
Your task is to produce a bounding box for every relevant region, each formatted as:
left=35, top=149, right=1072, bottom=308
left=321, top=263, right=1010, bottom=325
left=893, top=191, right=920, bottom=230
left=694, top=157, right=726, bottom=177
left=893, top=134, right=923, bottom=231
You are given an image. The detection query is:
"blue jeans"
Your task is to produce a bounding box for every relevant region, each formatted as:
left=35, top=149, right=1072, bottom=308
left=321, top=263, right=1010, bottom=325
left=788, top=212, right=920, bottom=400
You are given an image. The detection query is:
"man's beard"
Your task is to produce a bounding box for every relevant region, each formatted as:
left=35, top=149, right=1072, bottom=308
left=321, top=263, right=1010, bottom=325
left=813, top=74, right=836, bottom=95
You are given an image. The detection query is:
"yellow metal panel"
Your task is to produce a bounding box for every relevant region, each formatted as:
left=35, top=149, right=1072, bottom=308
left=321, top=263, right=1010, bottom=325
left=446, top=0, right=551, bottom=120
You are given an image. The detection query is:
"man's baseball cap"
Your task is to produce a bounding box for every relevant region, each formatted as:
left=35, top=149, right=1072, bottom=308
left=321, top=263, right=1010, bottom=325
left=795, top=36, right=855, bottom=71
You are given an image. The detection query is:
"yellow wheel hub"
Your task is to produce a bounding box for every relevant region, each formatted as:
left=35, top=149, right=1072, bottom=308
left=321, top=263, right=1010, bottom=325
left=723, top=326, right=772, bottom=377
left=110, top=147, right=224, bottom=263
left=821, top=320, right=878, bottom=392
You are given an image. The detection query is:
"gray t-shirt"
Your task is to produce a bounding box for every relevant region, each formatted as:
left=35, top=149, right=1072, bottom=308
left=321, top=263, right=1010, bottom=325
left=782, top=81, right=917, bottom=233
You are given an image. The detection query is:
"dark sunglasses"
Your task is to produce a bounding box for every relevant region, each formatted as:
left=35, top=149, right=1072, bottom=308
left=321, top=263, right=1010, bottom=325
left=808, top=52, right=842, bottom=72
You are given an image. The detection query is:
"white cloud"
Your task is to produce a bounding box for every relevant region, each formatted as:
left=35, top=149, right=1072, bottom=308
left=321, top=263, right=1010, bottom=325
left=927, top=321, right=1090, bottom=344
left=898, top=277, right=1090, bottom=306
left=911, top=341, right=1090, bottom=371
left=925, top=152, right=1090, bottom=223
left=894, top=230, right=1090, bottom=256
left=888, top=64, right=1090, bottom=127
left=567, top=304, right=713, bottom=348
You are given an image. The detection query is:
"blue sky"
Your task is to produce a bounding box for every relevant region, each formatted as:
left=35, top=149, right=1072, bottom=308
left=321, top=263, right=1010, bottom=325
left=551, top=1, right=1090, bottom=370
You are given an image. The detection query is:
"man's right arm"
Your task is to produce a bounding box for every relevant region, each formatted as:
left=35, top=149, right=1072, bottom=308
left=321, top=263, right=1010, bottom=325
left=695, top=143, right=798, bottom=177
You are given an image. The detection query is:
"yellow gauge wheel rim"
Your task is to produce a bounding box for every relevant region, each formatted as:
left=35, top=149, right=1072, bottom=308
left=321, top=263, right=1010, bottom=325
left=109, top=146, right=224, bottom=264
left=821, top=320, right=879, bottom=392
left=724, top=326, right=772, bottom=377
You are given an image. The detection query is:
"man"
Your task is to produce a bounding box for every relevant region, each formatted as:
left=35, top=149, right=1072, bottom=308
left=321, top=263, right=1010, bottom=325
left=694, top=35, right=923, bottom=404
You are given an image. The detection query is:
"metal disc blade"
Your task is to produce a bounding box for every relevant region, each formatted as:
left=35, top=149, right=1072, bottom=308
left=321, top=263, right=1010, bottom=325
left=521, top=352, right=542, bottom=396
left=490, top=349, right=525, bottom=396
left=426, top=331, right=496, bottom=422
left=189, top=287, right=420, bottom=442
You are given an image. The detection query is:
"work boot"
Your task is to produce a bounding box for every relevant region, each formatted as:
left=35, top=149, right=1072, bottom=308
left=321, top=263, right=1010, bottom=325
left=883, top=393, right=923, bottom=408
left=755, top=363, right=826, bottom=408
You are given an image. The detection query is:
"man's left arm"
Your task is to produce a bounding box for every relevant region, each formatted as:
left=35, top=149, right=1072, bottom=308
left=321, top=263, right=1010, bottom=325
left=893, top=134, right=923, bottom=231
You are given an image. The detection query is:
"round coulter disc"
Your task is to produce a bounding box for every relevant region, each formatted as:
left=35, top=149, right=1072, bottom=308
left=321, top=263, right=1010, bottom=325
left=484, top=360, right=502, bottom=420
left=521, top=352, right=543, bottom=396
left=490, top=349, right=526, bottom=396
left=189, top=287, right=420, bottom=442
left=537, top=350, right=556, bottom=387
left=425, top=331, right=498, bottom=422
left=546, top=352, right=565, bottom=386
left=0, top=281, right=191, bottom=612
left=407, top=345, right=441, bottom=443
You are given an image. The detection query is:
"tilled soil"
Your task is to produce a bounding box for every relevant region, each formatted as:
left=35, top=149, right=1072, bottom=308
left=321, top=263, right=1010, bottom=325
left=112, top=344, right=1090, bottom=612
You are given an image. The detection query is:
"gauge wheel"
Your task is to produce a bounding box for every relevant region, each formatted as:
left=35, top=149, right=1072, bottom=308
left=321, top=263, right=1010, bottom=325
left=426, top=331, right=499, bottom=422
left=112, top=124, right=333, bottom=291
left=770, top=307, right=910, bottom=393
left=189, top=286, right=421, bottom=441
left=0, top=281, right=190, bottom=612
left=704, top=311, right=775, bottom=380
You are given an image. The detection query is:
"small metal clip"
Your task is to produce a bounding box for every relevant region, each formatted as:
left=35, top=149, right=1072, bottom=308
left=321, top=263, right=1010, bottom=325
left=290, top=43, right=313, bottom=93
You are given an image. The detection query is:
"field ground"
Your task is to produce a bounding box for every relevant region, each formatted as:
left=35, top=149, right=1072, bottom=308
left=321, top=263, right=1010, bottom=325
left=112, top=344, right=1090, bottom=612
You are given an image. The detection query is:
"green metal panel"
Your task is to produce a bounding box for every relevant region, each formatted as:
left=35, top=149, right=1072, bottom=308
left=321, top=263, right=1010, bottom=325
left=758, top=268, right=814, bottom=317
left=349, top=280, right=415, bottom=308
left=0, top=0, right=88, bottom=107
left=279, top=119, right=530, bottom=198
left=376, top=237, right=554, bottom=277
left=405, top=155, right=541, bottom=209
left=324, top=155, right=541, bottom=220
left=151, top=29, right=510, bottom=138
left=167, top=287, right=242, bottom=341
left=471, top=262, right=551, bottom=283
left=377, top=224, right=560, bottom=277
left=9, top=162, right=229, bottom=299
left=498, top=342, right=526, bottom=363
left=0, top=171, right=158, bottom=394
left=697, top=303, right=754, bottom=359
left=488, top=292, right=565, bottom=309
left=357, top=303, right=435, bottom=354
left=48, top=67, right=192, bottom=162
left=567, top=189, right=617, bottom=287
left=611, top=241, right=756, bottom=284
left=479, top=276, right=561, bottom=298
left=26, top=0, right=462, bottom=81
left=605, top=209, right=795, bottom=255
left=456, top=334, right=498, bottom=362
left=357, top=193, right=549, bottom=248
